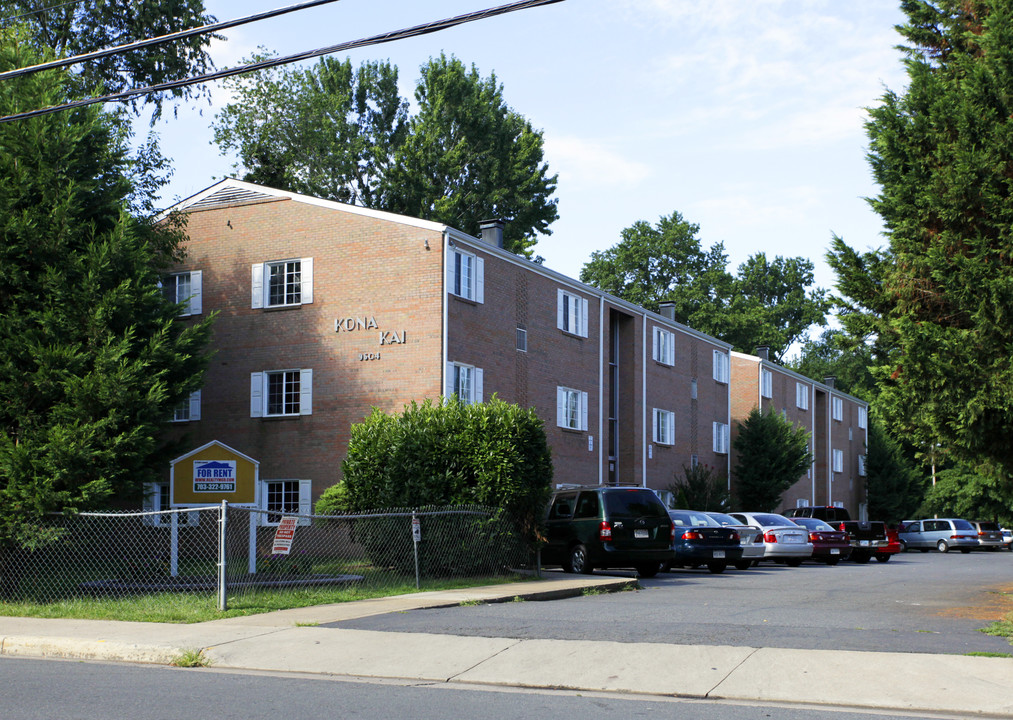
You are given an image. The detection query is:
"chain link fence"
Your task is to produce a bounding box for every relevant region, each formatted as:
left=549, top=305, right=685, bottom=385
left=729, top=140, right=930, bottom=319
left=0, top=504, right=533, bottom=613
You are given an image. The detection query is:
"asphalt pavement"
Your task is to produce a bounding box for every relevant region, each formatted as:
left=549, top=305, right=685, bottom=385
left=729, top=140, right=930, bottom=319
left=2, top=574, right=1012, bottom=718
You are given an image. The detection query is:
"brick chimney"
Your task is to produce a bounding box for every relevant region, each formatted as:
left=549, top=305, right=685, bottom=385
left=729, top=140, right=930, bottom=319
left=480, top=219, right=504, bottom=248
left=754, top=345, right=770, bottom=361
left=659, top=302, right=676, bottom=320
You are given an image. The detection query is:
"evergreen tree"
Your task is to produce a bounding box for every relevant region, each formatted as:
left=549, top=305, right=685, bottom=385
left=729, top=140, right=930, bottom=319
left=732, top=408, right=812, bottom=511
left=0, top=30, right=213, bottom=549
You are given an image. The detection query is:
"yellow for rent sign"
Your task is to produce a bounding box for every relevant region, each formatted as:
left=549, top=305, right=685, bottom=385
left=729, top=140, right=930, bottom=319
left=169, top=440, right=258, bottom=507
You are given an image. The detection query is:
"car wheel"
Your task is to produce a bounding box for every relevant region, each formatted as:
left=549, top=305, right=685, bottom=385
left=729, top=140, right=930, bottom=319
left=852, top=552, right=871, bottom=564
left=826, top=557, right=840, bottom=566
left=636, top=563, right=660, bottom=578
left=960, top=549, right=971, bottom=554
left=937, top=539, right=949, bottom=553
left=785, top=558, right=803, bottom=567
left=569, top=544, right=593, bottom=574
left=898, top=540, right=907, bottom=552
left=707, top=561, right=727, bottom=574
left=734, top=560, right=752, bottom=571
left=874, top=554, right=891, bottom=563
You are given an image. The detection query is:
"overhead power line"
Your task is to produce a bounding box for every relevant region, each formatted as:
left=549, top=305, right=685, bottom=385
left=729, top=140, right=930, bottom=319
left=0, top=0, right=347, bottom=81
left=1, top=0, right=84, bottom=24
left=0, top=0, right=565, bottom=124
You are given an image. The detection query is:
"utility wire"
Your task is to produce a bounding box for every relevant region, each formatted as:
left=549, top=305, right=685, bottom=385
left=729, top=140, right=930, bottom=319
left=1, top=0, right=84, bottom=24
left=0, top=0, right=345, bottom=81
left=0, top=0, right=564, bottom=124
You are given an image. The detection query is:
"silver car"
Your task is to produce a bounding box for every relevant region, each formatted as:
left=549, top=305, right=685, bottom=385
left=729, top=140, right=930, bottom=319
left=706, top=511, right=765, bottom=569
left=729, top=512, right=813, bottom=566
left=969, top=521, right=1005, bottom=550
left=898, top=518, right=978, bottom=553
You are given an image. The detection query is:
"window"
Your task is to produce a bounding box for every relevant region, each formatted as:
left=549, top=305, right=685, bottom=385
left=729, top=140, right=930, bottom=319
left=653, top=408, right=675, bottom=445
left=250, top=369, right=312, bottom=417
left=712, top=350, right=729, bottom=384
left=858, top=406, right=868, bottom=429
left=445, top=362, right=483, bottom=405
left=142, top=482, right=198, bottom=526
left=557, top=289, right=588, bottom=338
left=162, top=271, right=202, bottom=315
left=172, top=390, right=201, bottom=422
left=447, top=248, right=484, bottom=302
left=557, top=386, right=588, bottom=431
left=858, top=454, right=867, bottom=477
left=691, top=378, right=698, bottom=400
left=712, top=421, right=729, bottom=454
left=261, top=479, right=311, bottom=526
left=832, top=397, right=843, bottom=421
left=251, top=258, right=313, bottom=308
left=833, top=448, right=844, bottom=473
left=516, top=327, right=527, bottom=352
left=761, top=368, right=772, bottom=399
left=653, top=327, right=675, bottom=365
left=796, top=382, right=809, bottom=410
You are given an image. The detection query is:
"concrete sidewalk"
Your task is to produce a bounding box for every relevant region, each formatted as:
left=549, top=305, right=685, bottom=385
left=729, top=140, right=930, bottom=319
left=2, top=575, right=1012, bottom=717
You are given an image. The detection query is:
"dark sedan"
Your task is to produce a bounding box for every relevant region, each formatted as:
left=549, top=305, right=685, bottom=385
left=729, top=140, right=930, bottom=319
left=790, top=516, right=852, bottom=565
left=666, top=509, right=743, bottom=574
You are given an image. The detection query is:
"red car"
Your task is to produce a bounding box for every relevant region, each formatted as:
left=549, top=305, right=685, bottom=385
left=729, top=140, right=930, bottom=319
left=875, top=527, right=903, bottom=562
left=790, top=517, right=852, bottom=565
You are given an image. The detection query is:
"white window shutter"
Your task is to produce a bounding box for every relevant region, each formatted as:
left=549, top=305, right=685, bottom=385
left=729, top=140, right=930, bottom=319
left=298, top=479, right=312, bottom=526
left=667, top=333, right=675, bottom=364
left=251, top=263, right=264, bottom=309
left=445, top=362, right=455, bottom=400
left=557, top=289, right=565, bottom=331
left=301, top=257, right=313, bottom=304
left=713, top=422, right=721, bottom=453
left=300, top=369, right=313, bottom=415
left=652, top=410, right=658, bottom=444
left=475, top=257, right=484, bottom=304
left=189, top=390, right=201, bottom=421
left=250, top=372, right=263, bottom=417
left=474, top=367, right=483, bottom=403
left=652, top=329, right=661, bottom=362
left=446, top=250, right=456, bottom=295
left=580, top=391, right=588, bottom=431
left=556, top=387, right=565, bottom=427
left=580, top=298, right=589, bottom=337
left=713, top=351, right=720, bottom=382
left=189, top=270, right=202, bottom=315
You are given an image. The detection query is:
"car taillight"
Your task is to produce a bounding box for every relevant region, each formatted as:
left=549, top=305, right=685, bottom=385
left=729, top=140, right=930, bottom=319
left=753, top=533, right=764, bottom=543
left=682, top=530, right=704, bottom=540
left=730, top=531, right=740, bottom=542
left=670, top=522, right=676, bottom=542
left=809, top=532, right=820, bottom=542
left=838, top=522, right=847, bottom=532
left=764, top=532, right=777, bottom=543
left=599, top=521, right=612, bottom=541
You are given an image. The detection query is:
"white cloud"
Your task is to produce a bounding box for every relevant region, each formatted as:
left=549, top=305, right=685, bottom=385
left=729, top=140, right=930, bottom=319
left=544, top=136, right=652, bottom=189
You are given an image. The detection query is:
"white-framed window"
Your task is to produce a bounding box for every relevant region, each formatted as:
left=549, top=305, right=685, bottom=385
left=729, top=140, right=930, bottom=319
left=557, top=386, right=588, bottom=431
left=796, top=382, right=809, bottom=410
left=447, top=248, right=484, bottom=302
left=653, top=408, right=675, bottom=445
left=142, top=482, right=198, bottom=527
left=761, top=368, right=773, bottom=399
left=833, top=448, right=844, bottom=473
left=858, top=406, right=868, bottom=429
left=557, top=289, right=588, bottom=338
left=691, top=378, right=698, bottom=400
left=653, top=327, right=675, bottom=366
left=712, top=350, right=729, bottom=384
left=832, top=396, right=843, bottom=422
left=796, top=497, right=809, bottom=508
left=162, top=271, right=202, bottom=316
left=690, top=454, right=699, bottom=468
left=712, top=421, right=729, bottom=454
left=445, top=362, right=483, bottom=405
left=250, top=369, right=313, bottom=417
left=172, top=390, right=201, bottom=422
left=858, top=454, right=867, bottom=477
left=251, top=258, right=313, bottom=309
left=516, top=327, right=527, bottom=352
left=261, top=479, right=312, bottom=526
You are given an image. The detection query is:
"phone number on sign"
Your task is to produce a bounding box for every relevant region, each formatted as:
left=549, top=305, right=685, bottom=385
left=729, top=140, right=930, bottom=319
left=195, top=482, right=236, bottom=492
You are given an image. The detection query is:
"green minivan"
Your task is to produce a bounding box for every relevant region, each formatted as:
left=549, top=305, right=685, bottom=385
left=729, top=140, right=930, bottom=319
left=542, top=486, right=676, bottom=577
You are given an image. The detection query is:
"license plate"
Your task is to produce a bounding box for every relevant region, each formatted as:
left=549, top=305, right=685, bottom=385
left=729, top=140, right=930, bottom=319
left=713, top=550, right=725, bottom=558
left=782, top=535, right=802, bottom=544
left=634, top=529, right=649, bottom=539
left=860, top=540, right=870, bottom=546
left=831, top=548, right=840, bottom=555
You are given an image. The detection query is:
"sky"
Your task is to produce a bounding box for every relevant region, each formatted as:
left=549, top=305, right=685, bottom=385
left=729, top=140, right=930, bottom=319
left=146, top=0, right=911, bottom=298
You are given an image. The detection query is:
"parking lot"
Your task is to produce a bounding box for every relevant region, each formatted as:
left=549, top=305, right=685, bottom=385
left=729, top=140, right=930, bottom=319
left=334, top=551, right=1013, bottom=655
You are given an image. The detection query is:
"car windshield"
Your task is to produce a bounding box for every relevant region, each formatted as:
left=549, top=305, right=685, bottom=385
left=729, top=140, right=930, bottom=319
left=603, top=490, right=668, bottom=518
left=707, top=512, right=741, bottom=526
left=952, top=519, right=975, bottom=531
left=669, top=511, right=720, bottom=528
left=978, top=522, right=1000, bottom=531
left=750, top=513, right=795, bottom=527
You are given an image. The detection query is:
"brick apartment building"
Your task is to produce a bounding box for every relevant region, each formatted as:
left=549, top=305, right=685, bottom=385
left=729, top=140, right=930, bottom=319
left=729, top=350, right=870, bottom=519
left=157, top=179, right=735, bottom=521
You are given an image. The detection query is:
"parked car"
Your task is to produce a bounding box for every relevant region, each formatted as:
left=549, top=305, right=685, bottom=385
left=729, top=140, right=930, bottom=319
left=665, top=510, right=743, bottom=574
left=729, top=512, right=813, bottom=566
left=542, top=486, right=675, bottom=577
left=969, top=521, right=1005, bottom=551
left=1002, top=527, right=1013, bottom=550
left=897, top=518, right=978, bottom=553
left=875, top=526, right=903, bottom=562
left=788, top=516, right=852, bottom=565
left=785, top=506, right=887, bottom=562
left=706, top=511, right=765, bottom=570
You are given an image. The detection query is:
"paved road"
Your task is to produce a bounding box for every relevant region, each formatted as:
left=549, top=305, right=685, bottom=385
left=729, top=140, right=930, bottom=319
left=332, top=551, right=1013, bottom=654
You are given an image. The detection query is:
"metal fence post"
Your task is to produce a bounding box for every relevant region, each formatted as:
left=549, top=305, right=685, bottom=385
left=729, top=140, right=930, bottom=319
left=218, top=500, right=228, bottom=611
left=412, top=511, right=420, bottom=590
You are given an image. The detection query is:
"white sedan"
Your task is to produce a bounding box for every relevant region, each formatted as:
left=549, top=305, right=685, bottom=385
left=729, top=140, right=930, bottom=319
left=729, top=512, right=814, bottom=567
